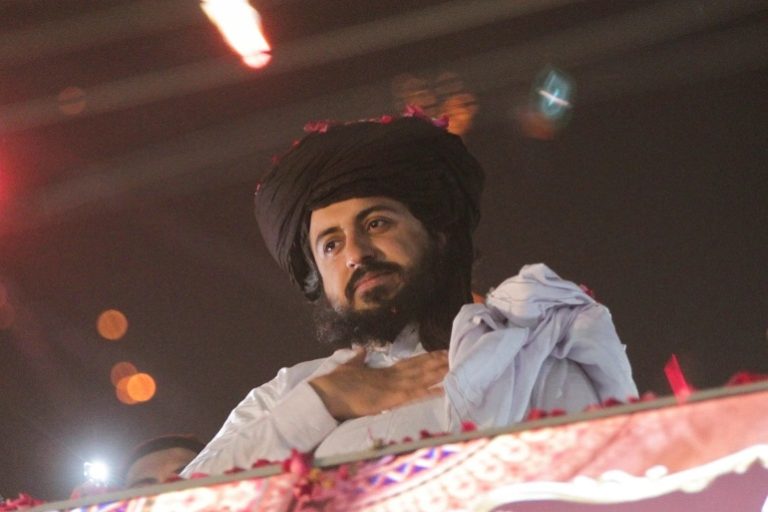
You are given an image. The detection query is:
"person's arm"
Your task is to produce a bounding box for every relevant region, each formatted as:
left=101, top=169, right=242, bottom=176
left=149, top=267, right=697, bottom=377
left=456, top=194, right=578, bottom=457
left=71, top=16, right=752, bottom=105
left=181, top=357, right=340, bottom=476
left=183, top=348, right=449, bottom=475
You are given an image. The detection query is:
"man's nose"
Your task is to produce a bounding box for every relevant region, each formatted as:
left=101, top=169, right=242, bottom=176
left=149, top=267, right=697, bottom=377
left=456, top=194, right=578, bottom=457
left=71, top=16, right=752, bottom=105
left=345, top=234, right=377, bottom=269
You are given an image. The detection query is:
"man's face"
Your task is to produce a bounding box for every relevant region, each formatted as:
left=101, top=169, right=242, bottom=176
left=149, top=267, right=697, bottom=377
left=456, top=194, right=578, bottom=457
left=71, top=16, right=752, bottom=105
left=124, top=447, right=198, bottom=488
left=309, top=196, right=432, bottom=312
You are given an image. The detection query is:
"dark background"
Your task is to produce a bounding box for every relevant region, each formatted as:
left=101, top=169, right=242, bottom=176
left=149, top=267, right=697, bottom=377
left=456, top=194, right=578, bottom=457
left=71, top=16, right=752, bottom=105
left=0, top=0, right=766, bottom=500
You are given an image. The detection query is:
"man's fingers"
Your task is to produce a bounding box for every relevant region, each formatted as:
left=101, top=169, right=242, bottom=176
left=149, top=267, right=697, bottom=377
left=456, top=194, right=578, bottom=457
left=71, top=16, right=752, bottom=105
left=382, top=352, right=448, bottom=400
left=312, top=349, right=449, bottom=420
left=395, top=350, right=449, bottom=380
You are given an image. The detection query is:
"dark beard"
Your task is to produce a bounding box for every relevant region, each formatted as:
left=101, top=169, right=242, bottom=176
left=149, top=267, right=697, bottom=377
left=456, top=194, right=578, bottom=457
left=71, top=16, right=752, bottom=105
left=312, top=241, right=439, bottom=349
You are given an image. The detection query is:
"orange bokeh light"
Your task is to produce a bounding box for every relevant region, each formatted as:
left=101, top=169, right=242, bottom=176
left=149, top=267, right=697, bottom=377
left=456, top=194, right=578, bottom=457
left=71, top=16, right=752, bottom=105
left=110, top=361, right=138, bottom=386
left=116, top=377, right=138, bottom=405
left=116, top=372, right=156, bottom=404
left=126, top=373, right=156, bottom=402
left=442, top=92, right=478, bottom=136
left=97, top=309, right=128, bottom=340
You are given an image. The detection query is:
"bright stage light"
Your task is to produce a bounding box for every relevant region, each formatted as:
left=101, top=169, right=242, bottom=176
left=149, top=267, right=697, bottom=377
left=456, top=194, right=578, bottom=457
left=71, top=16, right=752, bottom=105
left=83, top=461, right=110, bottom=485
left=201, top=0, right=272, bottom=69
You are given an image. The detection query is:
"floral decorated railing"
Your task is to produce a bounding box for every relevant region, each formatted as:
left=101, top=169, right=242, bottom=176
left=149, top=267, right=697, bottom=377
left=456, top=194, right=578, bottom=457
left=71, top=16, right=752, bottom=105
left=15, top=382, right=768, bottom=511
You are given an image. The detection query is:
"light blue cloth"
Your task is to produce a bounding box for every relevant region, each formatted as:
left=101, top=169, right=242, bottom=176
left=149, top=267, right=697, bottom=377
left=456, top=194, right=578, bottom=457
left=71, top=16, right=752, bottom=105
left=445, top=263, right=637, bottom=430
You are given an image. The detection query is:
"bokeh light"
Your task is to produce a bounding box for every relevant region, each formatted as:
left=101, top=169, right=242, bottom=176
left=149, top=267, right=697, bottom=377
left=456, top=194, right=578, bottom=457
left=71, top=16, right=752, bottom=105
left=57, top=86, right=87, bottom=116
left=534, top=67, right=573, bottom=122
left=516, top=66, right=575, bottom=140
left=392, top=74, right=438, bottom=113
left=116, top=377, right=138, bottom=405
left=391, top=71, right=478, bottom=136
left=114, top=364, right=156, bottom=405
left=442, top=92, right=478, bottom=136
left=126, top=373, right=156, bottom=403
left=110, top=361, right=138, bottom=386
left=97, top=309, right=128, bottom=340
left=514, top=106, right=557, bottom=140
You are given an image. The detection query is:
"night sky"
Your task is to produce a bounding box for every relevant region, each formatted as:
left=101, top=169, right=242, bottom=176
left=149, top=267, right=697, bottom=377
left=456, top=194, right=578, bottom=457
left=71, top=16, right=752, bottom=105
left=0, top=0, right=766, bottom=501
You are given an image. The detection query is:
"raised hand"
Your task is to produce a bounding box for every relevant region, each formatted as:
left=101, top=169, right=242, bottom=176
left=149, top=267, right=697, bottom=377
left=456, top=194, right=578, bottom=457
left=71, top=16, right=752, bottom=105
left=309, top=349, right=449, bottom=421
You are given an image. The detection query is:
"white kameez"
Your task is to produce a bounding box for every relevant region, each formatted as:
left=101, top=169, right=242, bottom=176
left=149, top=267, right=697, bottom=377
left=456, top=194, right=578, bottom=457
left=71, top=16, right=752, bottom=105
left=182, top=264, right=637, bottom=476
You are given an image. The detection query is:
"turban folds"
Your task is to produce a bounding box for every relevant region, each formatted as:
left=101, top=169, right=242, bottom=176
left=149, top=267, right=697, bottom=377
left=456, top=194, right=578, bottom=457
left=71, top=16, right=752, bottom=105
left=254, top=115, right=485, bottom=297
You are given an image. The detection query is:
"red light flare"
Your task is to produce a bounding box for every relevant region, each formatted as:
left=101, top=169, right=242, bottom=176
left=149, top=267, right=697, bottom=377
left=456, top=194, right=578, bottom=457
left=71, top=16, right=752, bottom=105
left=201, top=0, right=272, bottom=69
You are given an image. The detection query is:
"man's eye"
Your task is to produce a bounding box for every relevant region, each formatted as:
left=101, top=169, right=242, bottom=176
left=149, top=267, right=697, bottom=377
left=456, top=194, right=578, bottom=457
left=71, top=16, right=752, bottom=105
left=322, top=240, right=339, bottom=254
left=367, top=218, right=390, bottom=231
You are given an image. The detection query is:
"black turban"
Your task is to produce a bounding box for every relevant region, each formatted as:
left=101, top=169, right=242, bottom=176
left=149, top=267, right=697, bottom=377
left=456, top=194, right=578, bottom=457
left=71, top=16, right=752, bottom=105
left=254, top=115, right=485, bottom=298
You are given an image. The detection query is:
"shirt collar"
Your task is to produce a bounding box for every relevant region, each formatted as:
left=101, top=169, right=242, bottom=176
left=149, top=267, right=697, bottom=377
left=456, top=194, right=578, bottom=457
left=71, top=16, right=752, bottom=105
left=364, top=324, right=423, bottom=368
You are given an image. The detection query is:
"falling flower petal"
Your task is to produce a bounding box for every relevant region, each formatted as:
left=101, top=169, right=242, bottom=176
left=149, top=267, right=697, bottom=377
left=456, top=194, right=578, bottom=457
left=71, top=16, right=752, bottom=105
left=579, top=283, right=596, bottom=299
left=601, top=397, right=623, bottom=408
left=282, top=449, right=311, bottom=477
left=664, top=354, right=694, bottom=402
left=402, top=104, right=449, bottom=129
left=0, top=493, right=45, bottom=511
left=726, top=371, right=768, bottom=386
left=303, top=120, right=331, bottom=133
left=433, top=114, right=450, bottom=129
left=404, top=104, right=426, bottom=117
left=293, top=481, right=314, bottom=500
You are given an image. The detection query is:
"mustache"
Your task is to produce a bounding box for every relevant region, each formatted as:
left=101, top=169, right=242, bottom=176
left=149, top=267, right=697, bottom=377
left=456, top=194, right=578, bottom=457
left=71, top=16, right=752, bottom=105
left=344, top=260, right=403, bottom=301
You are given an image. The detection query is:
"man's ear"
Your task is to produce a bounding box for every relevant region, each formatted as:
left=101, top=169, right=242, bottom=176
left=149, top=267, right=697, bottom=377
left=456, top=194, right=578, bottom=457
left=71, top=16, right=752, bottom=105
left=304, top=263, right=324, bottom=302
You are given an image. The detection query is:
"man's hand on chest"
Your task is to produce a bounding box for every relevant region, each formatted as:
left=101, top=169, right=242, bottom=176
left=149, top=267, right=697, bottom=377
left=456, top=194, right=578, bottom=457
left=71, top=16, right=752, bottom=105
left=308, top=348, right=448, bottom=421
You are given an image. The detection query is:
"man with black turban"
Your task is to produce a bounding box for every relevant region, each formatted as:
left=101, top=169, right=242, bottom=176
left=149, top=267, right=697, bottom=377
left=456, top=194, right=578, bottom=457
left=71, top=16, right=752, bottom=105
left=183, top=111, right=637, bottom=475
